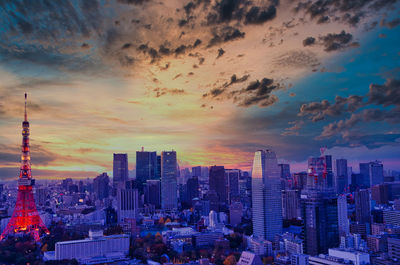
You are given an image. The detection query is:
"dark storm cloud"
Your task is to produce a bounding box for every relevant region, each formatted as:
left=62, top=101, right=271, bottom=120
left=303, top=37, right=316, bottom=46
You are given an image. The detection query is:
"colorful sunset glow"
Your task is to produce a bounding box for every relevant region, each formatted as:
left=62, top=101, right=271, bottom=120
left=0, top=0, right=399, bottom=179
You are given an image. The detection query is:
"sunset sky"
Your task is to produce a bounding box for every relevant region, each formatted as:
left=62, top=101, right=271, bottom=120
left=0, top=0, right=399, bottom=179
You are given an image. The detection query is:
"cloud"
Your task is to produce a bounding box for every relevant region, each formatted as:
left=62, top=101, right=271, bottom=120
left=294, top=0, right=399, bottom=26
left=208, top=26, right=245, bottom=47
left=319, top=30, right=357, bottom=52
left=152, top=87, right=186, bottom=98
left=368, top=79, right=400, bottom=107
left=216, top=48, right=225, bottom=58
left=299, top=95, right=365, bottom=121
left=303, top=36, right=316, bottom=46
left=380, top=18, right=400, bottom=29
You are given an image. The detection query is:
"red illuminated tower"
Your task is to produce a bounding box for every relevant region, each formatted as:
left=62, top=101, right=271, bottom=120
left=0, top=93, right=49, bottom=241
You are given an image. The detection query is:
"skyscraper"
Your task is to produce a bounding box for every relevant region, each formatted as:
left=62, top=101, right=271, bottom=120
left=136, top=149, right=157, bottom=193
left=186, top=176, right=199, bottom=205
left=251, top=150, right=282, bottom=241
left=209, top=166, right=227, bottom=210
left=307, top=155, right=333, bottom=189
left=225, top=169, right=240, bottom=204
left=145, top=179, right=161, bottom=208
left=337, top=194, right=349, bottom=236
left=335, top=159, right=348, bottom=193
left=113, top=153, right=129, bottom=188
left=282, top=190, right=300, bottom=220
left=369, top=161, right=384, bottom=187
left=355, top=189, right=371, bottom=224
left=161, top=151, right=178, bottom=210
left=278, top=164, right=291, bottom=179
left=93, top=172, right=110, bottom=200
left=301, top=189, right=339, bottom=255
left=117, top=185, right=138, bottom=223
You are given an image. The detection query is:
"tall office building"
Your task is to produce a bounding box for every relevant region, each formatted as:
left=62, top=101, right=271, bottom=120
left=370, top=161, right=384, bottom=187
left=307, top=155, right=333, bottom=189
left=335, top=159, right=348, bottom=193
left=117, top=184, right=139, bottom=223
left=156, top=155, right=161, bottom=179
left=144, top=179, right=161, bottom=208
left=136, top=149, right=157, bottom=193
left=355, top=189, right=371, bottom=224
left=251, top=150, right=282, bottom=241
left=113, top=154, right=129, bottom=188
left=186, top=176, right=199, bottom=204
left=93, top=173, right=110, bottom=200
left=337, top=194, right=349, bottom=236
left=359, top=163, right=370, bottom=188
left=278, top=164, right=291, bottom=179
left=301, top=189, right=339, bottom=255
left=209, top=166, right=227, bottom=209
left=282, top=190, right=300, bottom=220
left=371, top=184, right=389, bottom=205
left=192, top=166, right=202, bottom=177
left=225, top=169, right=240, bottom=204
left=161, top=151, right=178, bottom=210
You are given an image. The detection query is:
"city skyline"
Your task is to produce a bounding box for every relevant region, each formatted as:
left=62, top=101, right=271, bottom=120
left=0, top=0, right=400, bottom=180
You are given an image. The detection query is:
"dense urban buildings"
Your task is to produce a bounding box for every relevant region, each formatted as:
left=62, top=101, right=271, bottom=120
left=1, top=98, right=400, bottom=264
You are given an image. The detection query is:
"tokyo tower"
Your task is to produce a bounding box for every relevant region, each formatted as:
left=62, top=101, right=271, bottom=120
left=0, top=93, right=49, bottom=242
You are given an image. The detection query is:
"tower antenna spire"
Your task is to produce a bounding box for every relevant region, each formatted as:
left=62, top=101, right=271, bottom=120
left=24, top=92, right=27, bottom=122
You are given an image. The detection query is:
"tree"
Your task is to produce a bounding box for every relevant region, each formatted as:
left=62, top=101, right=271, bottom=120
left=223, top=255, right=237, bottom=265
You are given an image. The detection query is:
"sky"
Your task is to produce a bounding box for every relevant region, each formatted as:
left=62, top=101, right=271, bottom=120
left=0, top=0, right=399, bottom=179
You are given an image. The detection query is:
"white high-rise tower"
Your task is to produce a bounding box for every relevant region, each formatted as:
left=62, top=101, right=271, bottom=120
left=251, top=150, right=282, bottom=241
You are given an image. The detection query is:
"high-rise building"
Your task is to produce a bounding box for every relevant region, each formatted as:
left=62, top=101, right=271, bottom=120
left=355, top=189, right=371, bottom=224
left=161, top=151, right=178, bottom=210
left=113, top=153, right=129, bottom=189
left=335, top=159, right=348, bottom=193
left=359, top=163, right=370, bottom=188
left=370, top=161, right=384, bottom=187
left=282, top=190, right=300, bottom=220
left=192, top=166, right=202, bottom=177
left=225, top=169, right=240, bottom=204
left=337, top=194, right=349, bottom=236
left=251, top=150, right=282, bottom=241
left=278, top=164, right=291, bottom=179
left=93, top=173, right=110, bottom=200
left=371, top=184, right=389, bottom=205
left=308, top=155, right=333, bottom=189
left=186, top=176, right=199, bottom=204
left=136, top=149, right=157, bottom=193
left=117, top=184, right=139, bottom=223
left=144, top=179, right=161, bottom=208
left=301, top=189, right=339, bottom=255
left=209, top=166, right=227, bottom=210
left=229, top=202, right=243, bottom=226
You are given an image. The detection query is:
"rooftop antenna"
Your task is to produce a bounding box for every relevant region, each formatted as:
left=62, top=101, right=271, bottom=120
left=24, top=92, right=27, bottom=121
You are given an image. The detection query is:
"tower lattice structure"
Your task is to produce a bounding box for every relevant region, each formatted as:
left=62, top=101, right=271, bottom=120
left=0, top=93, right=49, bottom=241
